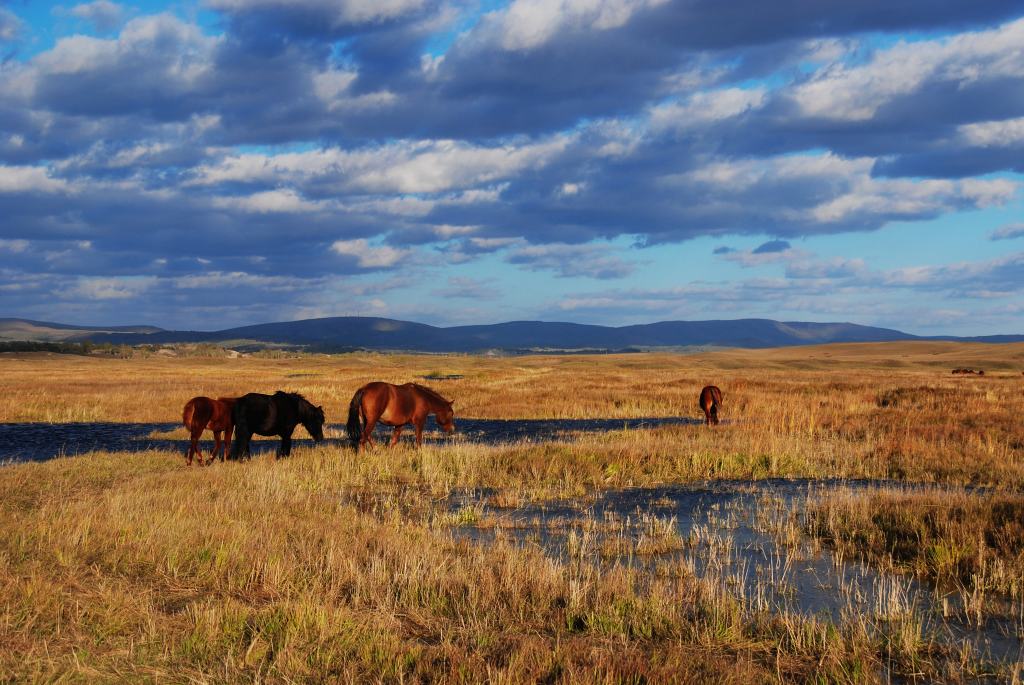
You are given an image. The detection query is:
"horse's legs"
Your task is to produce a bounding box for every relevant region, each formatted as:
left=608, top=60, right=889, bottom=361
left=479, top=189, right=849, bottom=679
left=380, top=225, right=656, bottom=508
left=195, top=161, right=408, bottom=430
left=278, top=428, right=294, bottom=459
left=187, top=426, right=204, bottom=465
left=414, top=419, right=424, bottom=447
left=390, top=425, right=403, bottom=446
left=241, top=431, right=252, bottom=460
left=210, top=431, right=222, bottom=466
left=361, top=416, right=378, bottom=449
left=221, top=425, right=233, bottom=462
left=231, top=428, right=251, bottom=461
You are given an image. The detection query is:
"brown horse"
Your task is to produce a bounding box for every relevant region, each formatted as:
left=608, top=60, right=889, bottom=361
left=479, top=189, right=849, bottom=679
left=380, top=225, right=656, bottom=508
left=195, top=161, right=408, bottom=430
left=347, top=382, right=455, bottom=450
left=699, top=385, right=722, bottom=426
left=182, top=396, right=237, bottom=465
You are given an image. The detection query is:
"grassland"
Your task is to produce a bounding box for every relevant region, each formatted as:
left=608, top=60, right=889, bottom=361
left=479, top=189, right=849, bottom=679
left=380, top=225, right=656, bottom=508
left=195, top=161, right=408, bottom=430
left=3, top=342, right=1023, bottom=488
left=1, top=343, right=1023, bottom=682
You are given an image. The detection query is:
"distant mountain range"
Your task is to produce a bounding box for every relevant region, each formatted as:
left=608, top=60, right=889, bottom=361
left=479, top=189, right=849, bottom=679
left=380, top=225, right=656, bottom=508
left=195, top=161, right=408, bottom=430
left=2, top=316, right=1022, bottom=352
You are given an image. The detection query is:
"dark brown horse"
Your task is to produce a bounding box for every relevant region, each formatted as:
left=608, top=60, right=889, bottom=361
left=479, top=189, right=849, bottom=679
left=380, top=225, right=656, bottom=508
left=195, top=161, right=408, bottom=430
left=229, top=391, right=325, bottom=461
left=347, top=382, right=455, bottom=450
left=182, top=396, right=237, bottom=466
left=699, top=385, right=722, bottom=426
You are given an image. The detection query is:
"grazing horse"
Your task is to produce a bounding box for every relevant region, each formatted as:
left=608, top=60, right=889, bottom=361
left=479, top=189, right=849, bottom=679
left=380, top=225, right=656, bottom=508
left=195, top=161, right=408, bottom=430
left=347, top=382, right=455, bottom=450
left=182, top=396, right=237, bottom=466
left=699, top=385, right=723, bottom=426
left=229, top=391, right=325, bottom=460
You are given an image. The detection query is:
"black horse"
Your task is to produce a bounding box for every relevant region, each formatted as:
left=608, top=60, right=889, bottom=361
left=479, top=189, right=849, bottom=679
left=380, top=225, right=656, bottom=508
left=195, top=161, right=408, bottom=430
left=229, top=391, right=325, bottom=460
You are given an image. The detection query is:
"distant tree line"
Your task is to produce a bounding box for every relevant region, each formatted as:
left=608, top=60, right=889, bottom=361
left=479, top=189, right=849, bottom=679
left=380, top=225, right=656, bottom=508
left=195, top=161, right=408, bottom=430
left=0, top=340, right=138, bottom=356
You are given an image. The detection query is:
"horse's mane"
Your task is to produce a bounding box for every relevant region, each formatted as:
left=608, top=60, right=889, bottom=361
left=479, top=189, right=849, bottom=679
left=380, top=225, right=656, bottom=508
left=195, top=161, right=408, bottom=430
left=274, top=389, right=305, bottom=401
left=411, top=383, right=450, bottom=405
left=275, top=390, right=314, bottom=406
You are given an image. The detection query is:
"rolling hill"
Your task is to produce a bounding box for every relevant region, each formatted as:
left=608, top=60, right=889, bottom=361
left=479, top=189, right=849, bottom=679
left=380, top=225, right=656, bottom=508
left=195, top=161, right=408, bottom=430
left=0, top=318, right=164, bottom=343
left=3, top=315, right=1020, bottom=352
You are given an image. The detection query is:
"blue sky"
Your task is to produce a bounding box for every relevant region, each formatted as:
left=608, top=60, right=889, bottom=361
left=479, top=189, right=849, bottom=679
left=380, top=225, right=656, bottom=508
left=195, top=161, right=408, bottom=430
left=1, top=1, right=1023, bottom=335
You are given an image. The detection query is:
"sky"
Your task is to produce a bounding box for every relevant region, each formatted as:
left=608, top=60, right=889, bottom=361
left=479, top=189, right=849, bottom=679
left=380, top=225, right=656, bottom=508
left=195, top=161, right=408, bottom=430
left=1, top=0, right=1023, bottom=335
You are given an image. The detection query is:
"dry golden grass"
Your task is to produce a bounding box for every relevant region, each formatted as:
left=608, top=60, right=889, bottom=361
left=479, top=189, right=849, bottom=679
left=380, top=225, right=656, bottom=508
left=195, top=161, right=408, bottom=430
left=2, top=343, right=1023, bottom=682
left=2, top=343, right=1022, bottom=487
left=0, top=451, right=783, bottom=682
left=2, top=341, right=1022, bottom=423
left=2, top=448, right=1008, bottom=684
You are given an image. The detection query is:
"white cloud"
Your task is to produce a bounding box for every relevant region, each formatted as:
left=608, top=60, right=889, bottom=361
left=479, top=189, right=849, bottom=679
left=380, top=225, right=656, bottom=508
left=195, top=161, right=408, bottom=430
left=35, top=14, right=214, bottom=79
left=70, top=1, right=124, bottom=32
left=0, top=166, right=70, bottom=194
left=649, top=87, right=766, bottom=131
left=506, top=242, right=637, bottom=279
left=877, top=252, right=1024, bottom=294
left=959, top=117, right=1024, bottom=147
left=190, top=136, right=572, bottom=195
left=990, top=222, right=1024, bottom=241
left=173, top=271, right=307, bottom=290
left=312, top=68, right=396, bottom=112
left=786, top=257, right=866, bottom=279
left=958, top=178, right=1018, bottom=207
left=207, top=0, right=426, bottom=26
left=430, top=224, right=478, bottom=238
left=557, top=182, right=584, bottom=196
left=312, top=69, right=357, bottom=102
left=677, top=152, right=1016, bottom=227
left=468, top=237, right=522, bottom=250
left=211, top=189, right=325, bottom=214
left=791, top=18, right=1024, bottom=121
left=496, top=0, right=668, bottom=51
left=331, top=239, right=410, bottom=268
left=0, top=239, right=30, bottom=253
left=69, top=276, right=156, bottom=300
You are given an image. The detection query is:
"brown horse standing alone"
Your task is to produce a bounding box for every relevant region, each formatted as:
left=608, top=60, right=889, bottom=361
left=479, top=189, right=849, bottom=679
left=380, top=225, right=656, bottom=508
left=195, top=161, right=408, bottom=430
left=182, top=396, right=237, bottom=465
left=699, top=385, right=723, bottom=426
left=347, top=382, right=455, bottom=450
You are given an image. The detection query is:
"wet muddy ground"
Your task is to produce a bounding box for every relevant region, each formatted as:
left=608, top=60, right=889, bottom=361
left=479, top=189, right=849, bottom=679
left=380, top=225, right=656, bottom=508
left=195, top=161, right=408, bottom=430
left=0, top=416, right=700, bottom=463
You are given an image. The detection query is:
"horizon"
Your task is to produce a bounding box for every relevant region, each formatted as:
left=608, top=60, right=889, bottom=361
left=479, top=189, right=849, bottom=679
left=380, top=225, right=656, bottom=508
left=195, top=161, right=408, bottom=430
left=1, top=2, right=1023, bottom=335
left=5, top=312, right=1023, bottom=340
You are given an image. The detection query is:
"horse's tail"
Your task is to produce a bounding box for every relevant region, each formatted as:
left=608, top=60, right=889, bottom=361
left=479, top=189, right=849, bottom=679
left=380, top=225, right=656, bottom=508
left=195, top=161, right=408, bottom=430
left=346, top=388, right=364, bottom=449
left=182, top=399, right=196, bottom=430
left=710, top=387, right=722, bottom=424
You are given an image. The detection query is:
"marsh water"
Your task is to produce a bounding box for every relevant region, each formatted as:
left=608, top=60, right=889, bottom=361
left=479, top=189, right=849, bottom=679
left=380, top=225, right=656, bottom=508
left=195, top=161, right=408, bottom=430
left=0, top=416, right=699, bottom=463
left=437, top=480, right=1023, bottom=668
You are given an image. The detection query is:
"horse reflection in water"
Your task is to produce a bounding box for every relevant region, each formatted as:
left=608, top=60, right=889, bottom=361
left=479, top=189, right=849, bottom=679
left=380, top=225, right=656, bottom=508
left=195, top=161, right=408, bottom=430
left=229, top=391, right=325, bottom=460
left=347, top=382, right=455, bottom=451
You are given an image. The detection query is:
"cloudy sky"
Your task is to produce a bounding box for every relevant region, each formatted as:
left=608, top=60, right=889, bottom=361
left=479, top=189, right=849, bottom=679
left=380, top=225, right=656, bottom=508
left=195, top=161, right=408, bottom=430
left=1, top=0, right=1023, bottom=334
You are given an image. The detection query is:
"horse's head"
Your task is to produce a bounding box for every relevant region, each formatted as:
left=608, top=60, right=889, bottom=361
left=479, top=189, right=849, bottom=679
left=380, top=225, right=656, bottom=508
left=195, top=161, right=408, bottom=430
left=300, top=401, right=326, bottom=442
left=436, top=400, right=455, bottom=434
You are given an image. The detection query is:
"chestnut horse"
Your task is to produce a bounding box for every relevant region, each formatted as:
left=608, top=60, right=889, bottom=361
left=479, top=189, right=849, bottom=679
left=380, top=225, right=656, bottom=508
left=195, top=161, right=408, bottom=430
left=182, top=396, right=237, bottom=466
left=699, top=385, right=722, bottom=426
left=347, top=382, right=455, bottom=450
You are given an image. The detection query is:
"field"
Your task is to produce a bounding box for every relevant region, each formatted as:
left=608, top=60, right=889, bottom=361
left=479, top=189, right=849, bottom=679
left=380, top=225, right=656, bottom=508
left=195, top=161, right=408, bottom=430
left=1, top=343, right=1023, bottom=682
